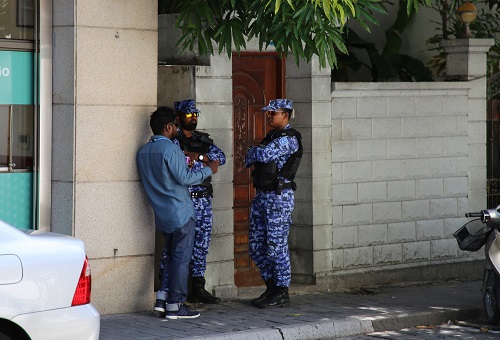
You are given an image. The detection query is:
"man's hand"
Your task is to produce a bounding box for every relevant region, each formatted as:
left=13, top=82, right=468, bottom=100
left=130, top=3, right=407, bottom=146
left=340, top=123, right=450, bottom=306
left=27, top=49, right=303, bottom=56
left=185, top=151, right=210, bottom=164
left=208, top=159, right=220, bottom=174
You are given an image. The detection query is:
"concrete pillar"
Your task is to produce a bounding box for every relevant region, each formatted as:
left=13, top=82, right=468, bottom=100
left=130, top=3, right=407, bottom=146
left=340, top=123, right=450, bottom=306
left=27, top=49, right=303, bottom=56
left=286, top=57, right=333, bottom=284
left=156, top=57, right=237, bottom=299
left=441, top=39, right=494, bottom=81
left=441, top=38, right=494, bottom=211
left=52, top=1, right=158, bottom=314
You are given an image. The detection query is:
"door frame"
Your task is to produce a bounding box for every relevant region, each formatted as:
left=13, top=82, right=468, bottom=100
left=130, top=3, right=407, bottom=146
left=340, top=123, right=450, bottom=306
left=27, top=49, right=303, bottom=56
left=37, top=0, right=53, bottom=231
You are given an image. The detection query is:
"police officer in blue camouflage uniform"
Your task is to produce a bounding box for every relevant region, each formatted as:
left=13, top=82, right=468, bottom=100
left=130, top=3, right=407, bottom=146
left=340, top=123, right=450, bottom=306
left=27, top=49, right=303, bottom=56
left=245, top=99, right=303, bottom=308
left=159, top=99, right=226, bottom=305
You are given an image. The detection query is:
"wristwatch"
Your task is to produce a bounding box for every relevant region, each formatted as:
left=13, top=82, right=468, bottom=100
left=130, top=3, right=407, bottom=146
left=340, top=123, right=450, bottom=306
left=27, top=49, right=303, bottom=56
left=198, top=154, right=204, bottom=162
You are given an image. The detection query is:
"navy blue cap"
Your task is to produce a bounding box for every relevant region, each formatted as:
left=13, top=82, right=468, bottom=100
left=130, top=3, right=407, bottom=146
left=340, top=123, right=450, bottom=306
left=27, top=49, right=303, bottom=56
left=261, top=99, right=293, bottom=111
left=174, top=99, right=200, bottom=114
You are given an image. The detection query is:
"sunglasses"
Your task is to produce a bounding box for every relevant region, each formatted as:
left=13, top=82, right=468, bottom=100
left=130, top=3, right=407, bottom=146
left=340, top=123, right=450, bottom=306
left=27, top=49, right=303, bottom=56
left=266, top=110, right=285, bottom=117
left=184, top=112, right=200, bottom=118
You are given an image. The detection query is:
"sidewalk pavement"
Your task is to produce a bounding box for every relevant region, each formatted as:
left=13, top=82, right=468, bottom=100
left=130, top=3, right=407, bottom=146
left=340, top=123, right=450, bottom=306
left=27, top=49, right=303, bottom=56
left=99, top=280, right=483, bottom=340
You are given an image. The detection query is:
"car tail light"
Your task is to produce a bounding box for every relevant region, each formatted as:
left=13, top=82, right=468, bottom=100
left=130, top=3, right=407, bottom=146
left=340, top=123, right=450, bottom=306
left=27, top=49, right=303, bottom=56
left=71, top=256, right=92, bottom=306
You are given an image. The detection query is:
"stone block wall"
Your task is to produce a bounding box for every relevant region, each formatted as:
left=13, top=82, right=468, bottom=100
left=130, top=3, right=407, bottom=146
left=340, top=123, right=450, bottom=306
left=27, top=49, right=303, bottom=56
left=52, top=0, right=158, bottom=315
left=285, top=56, right=488, bottom=287
left=313, top=81, right=486, bottom=287
left=302, top=40, right=494, bottom=288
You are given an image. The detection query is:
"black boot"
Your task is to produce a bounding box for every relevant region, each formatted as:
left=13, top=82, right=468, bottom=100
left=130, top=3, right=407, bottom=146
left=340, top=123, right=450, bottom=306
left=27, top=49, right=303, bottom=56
left=191, top=276, right=221, bottom=304
left=255, top=286, right=289, bottom=308
left=250, top=280, right=274, bottom=306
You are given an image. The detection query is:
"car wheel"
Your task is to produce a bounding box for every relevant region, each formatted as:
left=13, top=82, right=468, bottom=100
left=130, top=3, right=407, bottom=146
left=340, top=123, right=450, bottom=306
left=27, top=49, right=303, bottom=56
left=0, top=332, right=13, bottom=340
left=484, top=270, right=500, bottom=324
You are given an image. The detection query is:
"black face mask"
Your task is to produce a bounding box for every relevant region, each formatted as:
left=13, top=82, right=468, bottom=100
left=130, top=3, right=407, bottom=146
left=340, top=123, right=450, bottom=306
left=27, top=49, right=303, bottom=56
left=180, top=118, right=197, bottom=131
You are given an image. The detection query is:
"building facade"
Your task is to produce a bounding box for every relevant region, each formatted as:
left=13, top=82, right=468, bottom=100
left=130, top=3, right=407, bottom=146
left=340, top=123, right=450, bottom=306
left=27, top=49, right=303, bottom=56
left=0, top=1, right=493, bottom=315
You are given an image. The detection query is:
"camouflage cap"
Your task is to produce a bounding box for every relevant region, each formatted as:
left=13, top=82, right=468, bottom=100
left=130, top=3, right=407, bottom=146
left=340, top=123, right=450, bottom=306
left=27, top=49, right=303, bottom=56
left=174, top=99, right=200, bottom=114
left=261, top=99, right=293, bottom=111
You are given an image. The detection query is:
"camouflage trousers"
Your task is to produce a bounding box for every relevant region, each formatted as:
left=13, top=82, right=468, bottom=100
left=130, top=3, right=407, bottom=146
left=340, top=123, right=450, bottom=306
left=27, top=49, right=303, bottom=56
left=160, top=196, right=213, bottom=279
left=249, top=189, right=294, bottom=287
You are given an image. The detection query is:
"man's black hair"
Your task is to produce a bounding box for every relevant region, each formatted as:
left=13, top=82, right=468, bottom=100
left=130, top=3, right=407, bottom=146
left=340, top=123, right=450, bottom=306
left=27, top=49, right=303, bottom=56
left=150, top=106, right=176, bottom=135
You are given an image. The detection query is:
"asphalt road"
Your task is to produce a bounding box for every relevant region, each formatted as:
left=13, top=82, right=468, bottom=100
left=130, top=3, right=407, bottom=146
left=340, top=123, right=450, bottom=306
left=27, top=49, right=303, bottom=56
left=337, top=319, right=500, bottom=339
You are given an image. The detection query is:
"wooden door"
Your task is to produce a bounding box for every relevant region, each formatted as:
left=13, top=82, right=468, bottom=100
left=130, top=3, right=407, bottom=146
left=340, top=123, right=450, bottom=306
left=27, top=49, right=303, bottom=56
left=232, top=53, right=285, bottom=287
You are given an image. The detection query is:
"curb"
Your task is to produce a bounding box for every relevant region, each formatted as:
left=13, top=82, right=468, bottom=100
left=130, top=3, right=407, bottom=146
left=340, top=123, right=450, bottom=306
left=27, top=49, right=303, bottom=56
left=371, top=307, right=483, bottom=332
left=189, top=307, right=482, bottom=340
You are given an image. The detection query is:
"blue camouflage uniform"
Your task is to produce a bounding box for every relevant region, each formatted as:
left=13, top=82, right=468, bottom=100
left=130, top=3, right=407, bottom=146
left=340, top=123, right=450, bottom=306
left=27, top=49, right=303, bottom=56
left=174, top=137, right=225, bottom=277
left=245, top=99, right=300, bottom=288
left=159, top=100, right=226, bottom=280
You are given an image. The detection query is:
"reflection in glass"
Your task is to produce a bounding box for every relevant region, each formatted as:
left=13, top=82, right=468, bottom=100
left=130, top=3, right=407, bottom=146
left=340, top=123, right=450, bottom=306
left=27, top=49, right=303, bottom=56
left=12, top=105, right=33, bottom=170
left=0, top=105, right=34, bottom=172
left=0, top=106, right=8, bottom=170
left=0, top=0, right=34, bottom=40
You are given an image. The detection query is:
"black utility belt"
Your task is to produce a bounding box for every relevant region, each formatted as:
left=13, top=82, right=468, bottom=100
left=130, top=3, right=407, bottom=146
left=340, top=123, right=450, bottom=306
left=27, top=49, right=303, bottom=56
left=256, top=181, right=296, bottom=194
left=190, top=190, right=211, bottom=199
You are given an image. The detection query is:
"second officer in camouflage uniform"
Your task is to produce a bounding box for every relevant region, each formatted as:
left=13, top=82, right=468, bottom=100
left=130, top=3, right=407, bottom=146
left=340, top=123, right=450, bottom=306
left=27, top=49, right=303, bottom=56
left=245, top=99, right=302, bottom=308
left=159, top=99, right=226, bottom=305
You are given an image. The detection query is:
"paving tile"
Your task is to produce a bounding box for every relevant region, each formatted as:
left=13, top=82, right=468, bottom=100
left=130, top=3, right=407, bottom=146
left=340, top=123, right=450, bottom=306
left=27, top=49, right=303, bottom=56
left=100, top=280, right=482, bottom=340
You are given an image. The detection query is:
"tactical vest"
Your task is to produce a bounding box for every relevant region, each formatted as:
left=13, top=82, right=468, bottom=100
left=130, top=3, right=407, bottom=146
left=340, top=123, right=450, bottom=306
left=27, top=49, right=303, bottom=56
left=252, top=128, right=303, bottom=194
left=176, top=130, right=213, bottom=190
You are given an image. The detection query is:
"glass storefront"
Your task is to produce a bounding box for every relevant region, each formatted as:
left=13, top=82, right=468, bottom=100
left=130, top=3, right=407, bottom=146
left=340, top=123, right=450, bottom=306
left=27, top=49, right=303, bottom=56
left=0, top=0, right=37, bottom=229
left=0, top=0, right=35, bottom=40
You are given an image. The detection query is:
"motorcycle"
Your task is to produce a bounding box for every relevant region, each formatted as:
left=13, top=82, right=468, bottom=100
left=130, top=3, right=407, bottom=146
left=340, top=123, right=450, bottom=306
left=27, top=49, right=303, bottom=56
left=454, top=206, right=500, bottom=324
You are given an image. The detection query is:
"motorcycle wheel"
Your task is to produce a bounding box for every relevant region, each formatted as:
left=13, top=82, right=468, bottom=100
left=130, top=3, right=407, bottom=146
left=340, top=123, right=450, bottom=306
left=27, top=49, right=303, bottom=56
left=483, top=270, right=500, bottom=324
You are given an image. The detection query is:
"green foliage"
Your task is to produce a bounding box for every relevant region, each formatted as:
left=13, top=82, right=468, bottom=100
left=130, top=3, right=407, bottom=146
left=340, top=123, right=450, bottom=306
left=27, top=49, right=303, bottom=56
left=160, top=0, right=388, bottom=69
left=160, top=0, right=498, bottom=76
left=333, top=1, right=434, bottom=81
left=159, top=0, right=499, bottom=86
left=404, top=0, right=432, bottom=14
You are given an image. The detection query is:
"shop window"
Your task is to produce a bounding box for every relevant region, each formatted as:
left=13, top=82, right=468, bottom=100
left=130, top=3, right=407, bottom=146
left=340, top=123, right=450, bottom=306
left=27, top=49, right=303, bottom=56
left=0, top=0, right=35, bottom=40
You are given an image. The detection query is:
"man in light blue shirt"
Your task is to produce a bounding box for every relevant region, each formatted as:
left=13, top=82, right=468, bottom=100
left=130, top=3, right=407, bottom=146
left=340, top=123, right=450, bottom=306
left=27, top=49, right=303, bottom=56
left=137, top=106, right=219, bottom=319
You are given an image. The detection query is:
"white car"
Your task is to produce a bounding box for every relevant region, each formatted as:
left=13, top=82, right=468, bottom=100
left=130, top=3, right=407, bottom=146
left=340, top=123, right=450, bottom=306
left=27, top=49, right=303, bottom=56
left=0, top=220, right=100, bottom=340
